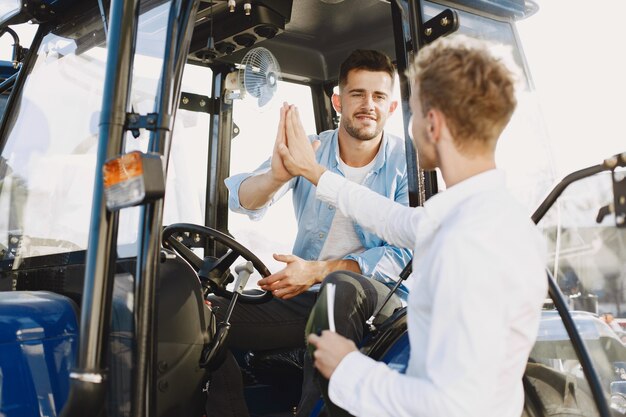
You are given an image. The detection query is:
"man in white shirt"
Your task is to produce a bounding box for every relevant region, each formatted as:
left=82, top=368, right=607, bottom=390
left=276, top=35, right=548, bottom=417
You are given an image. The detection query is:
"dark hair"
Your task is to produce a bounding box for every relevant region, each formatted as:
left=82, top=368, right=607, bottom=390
left=338, top=49, right=395, bottom=90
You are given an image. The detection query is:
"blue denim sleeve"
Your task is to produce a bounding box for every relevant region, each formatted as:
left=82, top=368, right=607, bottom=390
left=224, top=157, right=294, bottom=221
left=343, top=167, right=412, bottom=282
left=344, top=244, right=412, bottom=282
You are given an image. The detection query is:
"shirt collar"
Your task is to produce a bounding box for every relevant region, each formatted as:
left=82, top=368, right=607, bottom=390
left=423, top=169, right=506, bottom=225
left=331, top=130, right=388, bottom=174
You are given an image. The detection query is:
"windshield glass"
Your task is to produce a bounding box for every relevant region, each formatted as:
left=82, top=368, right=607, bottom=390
left=0, top=2, right=171, bottom=264
left=424, top=2, right=555, bottom=211
left=161, top=64, right=212, bottom=227
left=536, top=168, right=626, bottom=407
left=516, top=2, right=626, bottom=179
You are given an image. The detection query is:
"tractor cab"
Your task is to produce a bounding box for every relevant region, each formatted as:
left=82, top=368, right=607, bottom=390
left=0, top=0, right=625, bottom=416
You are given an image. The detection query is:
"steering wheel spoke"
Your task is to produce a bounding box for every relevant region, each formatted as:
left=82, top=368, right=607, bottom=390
left=165, top=235, right=205, bottom=270
left=213, top=249, right=240, bottom=277
left=162, top=223, right=272, bottom=304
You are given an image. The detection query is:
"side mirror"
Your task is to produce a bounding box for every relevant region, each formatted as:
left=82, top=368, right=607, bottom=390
left=610, top=380, right=626, bottom=414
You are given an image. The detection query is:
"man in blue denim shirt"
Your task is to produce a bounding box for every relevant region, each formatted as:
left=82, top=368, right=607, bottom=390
left=206, top=49, right=411, bottom=417
left=225, top=119, right=410, bottom=283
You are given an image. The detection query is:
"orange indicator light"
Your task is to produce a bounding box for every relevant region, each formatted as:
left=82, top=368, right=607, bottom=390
left=103, top=151, right=143, bottom=188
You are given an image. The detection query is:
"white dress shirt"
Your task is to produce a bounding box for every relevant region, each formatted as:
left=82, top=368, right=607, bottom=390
left=316, top=169, right=547, bottom=417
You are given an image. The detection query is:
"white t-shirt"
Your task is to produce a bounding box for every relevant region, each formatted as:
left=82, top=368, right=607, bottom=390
left=317, top=157, right=375, bottom=261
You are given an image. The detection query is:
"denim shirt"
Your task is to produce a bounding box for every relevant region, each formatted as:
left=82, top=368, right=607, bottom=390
left=224, top=129, right=412, bottom=282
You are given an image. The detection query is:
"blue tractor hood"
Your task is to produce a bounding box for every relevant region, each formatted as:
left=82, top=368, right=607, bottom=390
left=0, top=291, right=78, bottom=417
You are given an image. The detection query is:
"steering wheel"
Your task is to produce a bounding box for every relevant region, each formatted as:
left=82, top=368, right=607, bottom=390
left=162, top=223, right=272, bottom=304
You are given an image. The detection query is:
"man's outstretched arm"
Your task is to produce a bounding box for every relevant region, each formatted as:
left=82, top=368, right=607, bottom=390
left=238, top=103, right=293, bottom=210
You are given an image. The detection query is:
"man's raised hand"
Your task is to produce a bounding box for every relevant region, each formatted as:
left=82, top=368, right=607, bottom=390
left=278, top=105, right=325, bottom=185
left=270, top=103, right=293, bottom=183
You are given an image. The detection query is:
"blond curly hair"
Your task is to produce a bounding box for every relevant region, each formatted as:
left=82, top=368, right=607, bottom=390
left=407, top=35, right=517, bottom=153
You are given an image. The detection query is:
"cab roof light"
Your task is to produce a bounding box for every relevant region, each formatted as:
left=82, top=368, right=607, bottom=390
left=103, top=151, right=165, bottom=211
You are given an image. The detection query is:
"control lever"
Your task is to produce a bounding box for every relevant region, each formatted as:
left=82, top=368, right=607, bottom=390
left=366, top=260, right=412, bottom=332
left=200, top=261, right=254, bottom=370
left=596, top=203, right=614, bottom=224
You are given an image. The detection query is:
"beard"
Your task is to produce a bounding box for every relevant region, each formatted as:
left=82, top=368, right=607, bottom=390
left=342, top=114, right=384, bottom=141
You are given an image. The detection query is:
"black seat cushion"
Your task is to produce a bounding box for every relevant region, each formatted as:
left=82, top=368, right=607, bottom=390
left=246, top=347, right=306, bottom=371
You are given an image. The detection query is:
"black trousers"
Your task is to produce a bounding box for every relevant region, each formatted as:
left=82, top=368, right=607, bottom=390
left=205, top=271, right=401, bottom=417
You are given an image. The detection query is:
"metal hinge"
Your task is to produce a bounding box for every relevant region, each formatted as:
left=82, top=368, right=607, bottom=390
left=180, top=92, right=218, bottom=114
left=124, top=112, right=159, bottom=138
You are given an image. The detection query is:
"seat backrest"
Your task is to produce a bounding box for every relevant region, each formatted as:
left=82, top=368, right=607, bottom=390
left=155, top=249, right=213, bottom=417
left=522, top=362, right=598, bottom=416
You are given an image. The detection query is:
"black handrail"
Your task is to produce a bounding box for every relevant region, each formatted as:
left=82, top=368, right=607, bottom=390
left=532, top=165, right=607, bottom=223
left=0, top=26, right=42, bottom=152
left=391, top=0, right=420, bottom=208
left=546, top=270, right=611, bottom=417
left=132, top=1, right=200, bottom=416
left=408, top=0, right=438, bottom=203
left=0, top=27, right=23, bottom=68
left=60, top=0, right=141, bottom=416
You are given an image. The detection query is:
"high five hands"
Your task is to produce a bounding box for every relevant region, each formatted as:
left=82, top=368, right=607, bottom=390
left=274, top=102, right=326, bottom=185
left=269, top=103, right=293, bottom=183
left=257, top=103, right=328, bottom=300
left=267, top=104, right=357, bottom=377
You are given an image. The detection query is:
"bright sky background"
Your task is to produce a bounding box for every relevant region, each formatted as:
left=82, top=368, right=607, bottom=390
left=516, top=0, right=626, bottom=175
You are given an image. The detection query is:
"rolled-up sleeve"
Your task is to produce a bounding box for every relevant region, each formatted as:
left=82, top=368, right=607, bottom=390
left=344, top=244, right=412, bottom=282
left=224, top=158, right=293, bottom=221
left=225, top=171, right=269, bottom=221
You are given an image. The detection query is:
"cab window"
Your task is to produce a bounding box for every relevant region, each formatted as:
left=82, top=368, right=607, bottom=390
left=0, top=2, right=172, bottom=261
left=423, top=1, right=554, bottom=211
left=536, top=169, right=626, bottom=411
left=162, top=64, right=213, bottom=227
left=227, top=81, right=315, bottom=273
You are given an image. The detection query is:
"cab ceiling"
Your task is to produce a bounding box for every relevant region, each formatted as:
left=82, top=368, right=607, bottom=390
left=189, top=0, right=397, bottom=84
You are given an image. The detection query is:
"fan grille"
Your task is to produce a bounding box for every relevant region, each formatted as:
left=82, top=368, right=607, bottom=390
left=238, top=47, right=281, bottom=106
